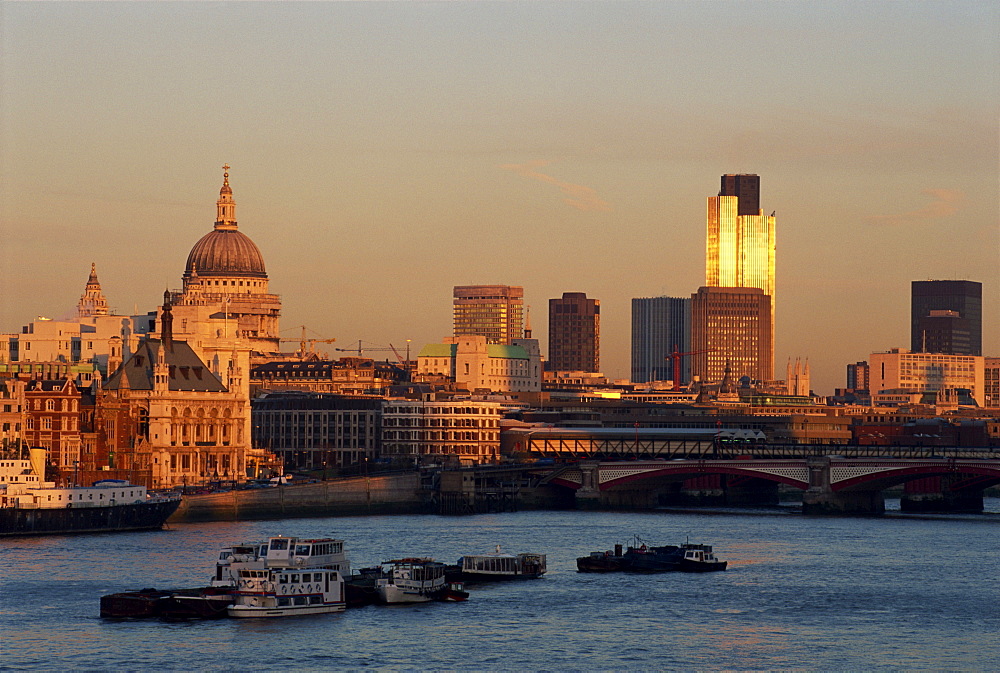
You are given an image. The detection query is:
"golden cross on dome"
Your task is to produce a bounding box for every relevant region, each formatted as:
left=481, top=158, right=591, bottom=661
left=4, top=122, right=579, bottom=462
left=222, top=163, right=230, bottom=176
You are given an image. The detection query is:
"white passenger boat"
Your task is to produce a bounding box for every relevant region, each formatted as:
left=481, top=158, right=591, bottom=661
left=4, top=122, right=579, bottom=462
left=376, top=558, right=464, bottom=604
left=450, top=546, right=547, bottom=583
left=212, top=536, right=351, bottom=587
left=214, top=536, right=350, bottom=617
left=227, top=566, right=346, bottom=618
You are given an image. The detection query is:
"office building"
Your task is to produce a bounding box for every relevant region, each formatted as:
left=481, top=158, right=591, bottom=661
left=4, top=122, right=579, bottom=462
left=251, top=392, right=382, bottom=471
left=631, top=296, right=690, bottom=384
left=706, top=174, right=775, bottom=379
left=869, top=348, right=985, bottom=406
left=381, top=398, right=502, bottom=465
left=453, top=285, right=524, bottom=345
left=846, top=361, right=870, bottom=391
left=911, top=280, right=982, bottom=355
left=691, top=286, right=772, bottom=385
left=548, top=292, right=600, bottom=372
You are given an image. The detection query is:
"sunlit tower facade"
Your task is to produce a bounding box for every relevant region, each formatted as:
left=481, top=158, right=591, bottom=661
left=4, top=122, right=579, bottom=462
left=548, top=292, right=600, bottom=372
left=453, top=285, right=524, bottom=345
left=704, top=174, right=775, bottom=381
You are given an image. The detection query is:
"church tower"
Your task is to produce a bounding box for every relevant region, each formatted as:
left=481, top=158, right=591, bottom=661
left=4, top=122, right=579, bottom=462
left=78, top=263, right=110, bottom=318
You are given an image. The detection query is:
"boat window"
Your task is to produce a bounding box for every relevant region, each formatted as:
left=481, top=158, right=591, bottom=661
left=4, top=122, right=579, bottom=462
left=291, top=575, right=299, bottom=583
left=279, top=575, right=288, bottom=584
left=270, top=539, right=289, bottom=550
left=219, top=552, right=231, bottom=560
left=293, top=596, right=307, bottom=606
left=301, top=573, right=311, bottom=582
left=295, top=544, right=311, bottom=556
left=277, top=597, right=290, bottom=607
left=309, top=596, right=321, bottom=605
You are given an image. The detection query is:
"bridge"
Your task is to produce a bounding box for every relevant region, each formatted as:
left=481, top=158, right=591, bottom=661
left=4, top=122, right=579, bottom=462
left=543, top=453, right=1000, bottom=514
left=444, top=438, right=1000, bottom=514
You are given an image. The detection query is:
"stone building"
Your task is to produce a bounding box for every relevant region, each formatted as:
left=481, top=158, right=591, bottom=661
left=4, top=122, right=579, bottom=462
left=381, top=397, right=502, bottom=465
left=102, top=297, right=256, bottom=488
left=416, top=335, right=541, bottom=393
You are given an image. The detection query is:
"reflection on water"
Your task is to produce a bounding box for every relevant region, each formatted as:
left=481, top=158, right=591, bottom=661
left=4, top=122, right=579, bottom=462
left=3, top=506, right=999, bottom=670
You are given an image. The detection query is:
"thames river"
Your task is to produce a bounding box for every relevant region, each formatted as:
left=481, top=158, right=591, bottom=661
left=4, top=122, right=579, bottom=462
left=2, top=505, right=999, bottom=671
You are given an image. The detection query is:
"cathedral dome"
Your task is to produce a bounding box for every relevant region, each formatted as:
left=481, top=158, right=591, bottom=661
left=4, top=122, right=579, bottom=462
left=184, top=165, right=268, bottom=279
left=185, top=229, right=267, bottom=278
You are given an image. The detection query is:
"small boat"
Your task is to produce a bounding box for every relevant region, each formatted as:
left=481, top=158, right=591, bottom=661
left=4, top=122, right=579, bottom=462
left=376, top=558, right=465, bottom=604
left=678, top=544, right=728, bottom=572
left=447, top=546, right=547, bottom=583
left=345, top=566, right=388, bottom=607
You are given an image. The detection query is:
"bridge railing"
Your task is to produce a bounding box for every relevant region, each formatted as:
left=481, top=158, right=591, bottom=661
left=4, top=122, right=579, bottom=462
left=523, top=437, right=999, bottom=462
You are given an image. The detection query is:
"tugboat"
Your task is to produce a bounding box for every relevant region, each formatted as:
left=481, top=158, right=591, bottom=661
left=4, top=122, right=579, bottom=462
left=376, top=558, right=468, bottom=604
left=678, top=544, right=728, bottom=572
left=447, top=546, right=547, bottom=583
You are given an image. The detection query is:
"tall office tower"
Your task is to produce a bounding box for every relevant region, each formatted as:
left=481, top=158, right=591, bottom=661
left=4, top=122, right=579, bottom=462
left=631, top=296, right=691, bottom=384
left=846, top=361, right=870, bottom=391
left=690, top=286, right=772, bottom=385
left=548, top=292, right=600, bottom=372
left=911, top=280, right=982, bottom=355
left=453, top=285, right=524, bottom=345
left=706, top=174, right=776, bottom=379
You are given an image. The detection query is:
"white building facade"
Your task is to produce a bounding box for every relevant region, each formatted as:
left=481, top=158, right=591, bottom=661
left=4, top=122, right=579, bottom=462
left=869, top=349, right=985, bottom=406
left=416, top=335, right=541, bottom=393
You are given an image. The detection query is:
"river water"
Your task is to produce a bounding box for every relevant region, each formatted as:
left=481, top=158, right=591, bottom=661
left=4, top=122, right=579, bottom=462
left=2, top=504, right=999, bottom=671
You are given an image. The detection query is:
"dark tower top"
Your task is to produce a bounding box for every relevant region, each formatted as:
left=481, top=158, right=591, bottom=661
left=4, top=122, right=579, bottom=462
left=719, top=174, right=760, bottom=216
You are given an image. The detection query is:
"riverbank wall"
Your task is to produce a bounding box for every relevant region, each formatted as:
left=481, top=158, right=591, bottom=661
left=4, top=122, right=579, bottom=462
left=168, top=473, right=426, bottom=522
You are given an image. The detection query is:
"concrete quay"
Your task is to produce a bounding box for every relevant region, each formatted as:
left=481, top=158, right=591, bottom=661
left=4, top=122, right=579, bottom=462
left=168, top=473, right=426, bottom=522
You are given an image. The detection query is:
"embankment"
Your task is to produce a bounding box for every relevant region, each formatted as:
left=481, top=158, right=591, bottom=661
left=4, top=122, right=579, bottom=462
left=168, top=473, right=427, bottom=523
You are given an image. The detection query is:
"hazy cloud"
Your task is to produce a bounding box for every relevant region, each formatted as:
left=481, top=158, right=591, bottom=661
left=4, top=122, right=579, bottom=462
left=501, top=160, right=611, bottom=212
left=868, top=188, right=964, bottom=226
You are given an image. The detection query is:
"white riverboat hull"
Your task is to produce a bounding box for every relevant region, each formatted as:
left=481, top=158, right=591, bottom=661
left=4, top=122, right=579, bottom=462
left=376, top=584, right=434, bottom=604
left=228, top=603, right=346, bottom=618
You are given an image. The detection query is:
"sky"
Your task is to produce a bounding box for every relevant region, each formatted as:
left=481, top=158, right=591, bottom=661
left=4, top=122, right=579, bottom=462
left=1, top=1, right=997, bottom=395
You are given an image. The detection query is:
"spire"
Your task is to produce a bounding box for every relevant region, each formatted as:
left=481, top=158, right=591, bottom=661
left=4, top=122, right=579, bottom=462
left=215, top=164, right=237, bottom=230
left=160, top=290, right=174, bottom=351
left=78, top=263, right=109, bottom=318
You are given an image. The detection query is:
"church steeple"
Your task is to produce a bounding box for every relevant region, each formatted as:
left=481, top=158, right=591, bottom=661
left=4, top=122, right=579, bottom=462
left=215, top=164, right=237, bottom=230
left=78, top=263, right=109, bottom=318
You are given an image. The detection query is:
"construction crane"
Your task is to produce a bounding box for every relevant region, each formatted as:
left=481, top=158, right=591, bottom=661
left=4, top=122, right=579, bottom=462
left=278, top=325, right=336, bottom=359
left=667, top=345, right=714, bottom=391
left=336, top=340, right=409, bottom=365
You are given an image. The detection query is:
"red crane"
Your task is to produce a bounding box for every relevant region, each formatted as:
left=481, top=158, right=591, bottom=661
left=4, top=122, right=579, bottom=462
left=667, top=345, right=714, bottom=391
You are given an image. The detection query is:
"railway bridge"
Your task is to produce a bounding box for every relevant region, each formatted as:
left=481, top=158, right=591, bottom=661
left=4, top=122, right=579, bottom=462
left=543, top=454, right=1000, bottom=514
